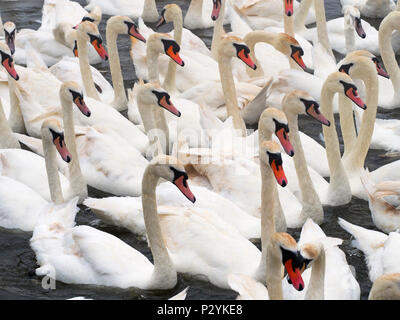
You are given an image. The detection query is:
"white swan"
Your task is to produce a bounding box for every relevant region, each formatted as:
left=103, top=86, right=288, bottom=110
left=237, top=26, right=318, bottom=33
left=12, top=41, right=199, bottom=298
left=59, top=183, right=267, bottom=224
left=338, top=218, right=400, bottom=283
left=30, top=155, right=195, bottom=290
left=340, top=0, right=395, bottom=18
left=85, top=0, right=159, bottom=23
left=282, top=218, right=360, bottom=299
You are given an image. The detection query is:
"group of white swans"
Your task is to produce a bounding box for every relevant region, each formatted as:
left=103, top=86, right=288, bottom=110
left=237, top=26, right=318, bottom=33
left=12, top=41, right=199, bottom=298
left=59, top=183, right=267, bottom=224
left=0, top=0, right=399, bottom=300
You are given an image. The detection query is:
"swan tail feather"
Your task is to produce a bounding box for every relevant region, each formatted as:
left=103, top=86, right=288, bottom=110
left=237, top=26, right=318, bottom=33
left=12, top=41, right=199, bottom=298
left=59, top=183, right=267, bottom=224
left=360, top=168, right=377, bottom=200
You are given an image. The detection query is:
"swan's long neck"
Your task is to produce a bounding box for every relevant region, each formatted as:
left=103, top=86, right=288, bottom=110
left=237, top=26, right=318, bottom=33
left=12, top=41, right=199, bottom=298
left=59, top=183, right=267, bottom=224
left=379, top=15, right=400, bottom=101
left=138, top=96, right=170, bottom=156
left=77, top=31, right=100, bottom=100
left=0, top=98, right=20, bottom=148
left=320, top=84, right=351, bottom=204
left=266, top=241, right=284, bottom=300
left=41, top=130, right=64, bottom=204
left=106, top=23, right=128, bottom=110
left=304, top=248, right=325, bottom=300
left=342, top=64, right=378, bottom=172
left=60, top=97, right=88, bottom=203
left=218, top=53, right=246, bottom=135
left=286, top=111, right=323, bottom=224
left=146, top=43, right=161, bottom=84
left=211, top=0, right=227, bottom=60
left=8, top=75, right=25, bottom=133
left=338, top=94, right=357, bottom=159
left=258, top=125, right=287, bottom=232
left=163, top=13, right=183, bottom=93
left=244, top=31, right=275, bottom=77
left=141, top=167, right=177, bottom=289
left=294, top=0, right=313, bottom=31
left=314, top=0, right=334, bottom=58
left=142, top=0, right=159, bottom=23
left=282, top=6, right=298, bottom=70
left=344, top=23, right=356, bottom=53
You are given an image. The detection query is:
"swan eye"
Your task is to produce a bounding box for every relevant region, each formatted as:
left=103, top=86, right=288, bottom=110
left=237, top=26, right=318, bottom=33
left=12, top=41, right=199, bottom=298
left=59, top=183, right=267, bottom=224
left=338, top=63, right=353, bottom=75
left=0, top=51, right=12, bottom=63
left=267, top=151, right=283, bottom=167
left=233, top=43, right=250, bottom=58
left=49, top=128, right=64, bottom=146
left=170, top=166, right=188, bottom=182
left=161, top=39, right=180, bottom=55
left=88, top=33, right=103, bottom=45
left=273, top=118, right=289, bottom=135
left=290, top=45, right=304, bottom=57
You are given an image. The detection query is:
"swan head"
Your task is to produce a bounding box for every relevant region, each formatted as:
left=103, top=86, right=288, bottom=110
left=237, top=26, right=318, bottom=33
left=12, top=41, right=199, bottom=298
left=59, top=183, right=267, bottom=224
left=137, top=81, right=181, bottom=117
left=298, top=242, right=323, bottom=271
left=339, top=50, right=389, bottom=79
left=259, top=108, right=294, bottom=157
left=284, top=0, right=294, bottom=16
left=60, top=82, right=91, bottom=117
left=369, top=273, right=400, bottom=300
left=211, top=0, right=222, bottom=21
left=107, top=16, right=146, bottom=42
left=343, top=5, right=365, bottom=38
left=282, top=91, right=330, bottom=126
left=149, top=155, right=196, bottom=203
left=156, top=4, right=182, bottom=29
left=324, top=72, right=367, bottom=110
left=3, top=21, right=15, bottom=55
left=0, top=42, right=19, bottom=80
left=73, top=6, right=102, bottom=29
left=276, top=34, right=307, bottom=71
left=259, top=141, right=288, bottom=187
left=270, top=232, right=305, bottom=291
left=148, top=33, right=184, bottom=66
left=219, top=36, right=257, bottom=70
left=76, top=21, right=108, bottom=60
left=41, top=119, right=72, bottom=163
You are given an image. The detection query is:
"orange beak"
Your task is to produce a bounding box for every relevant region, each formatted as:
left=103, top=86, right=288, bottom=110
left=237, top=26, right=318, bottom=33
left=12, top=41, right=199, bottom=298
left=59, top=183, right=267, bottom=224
left=73, top=96, right=91, bottom=117
left=305, top=102, right=331, bottom=126
left=53, top=135, right=72, bottom=163
left=166, top=45, right=184, bottom=66
left=285, top=0, right=294, bottom=16
left=291, top=48, right=306, bottom=70
left=284, top=259, right=304, bottom=291
left=158, top=95, right=181, bottom=117
left=173, top=175, right=196, bottom=203
left=345, top=87, right=366, bottom=109
left=270, top=158, right=288, bottom=187
left=91, top=38, right=108, bottom=60
left=237, top=48, right=256, bottom=70
left=128, top=24, right=146, bottom=42
left=2, top=56, right=19, bottom=80
left=275, top=127, right=294, bottom=157
left=211, top=0, right=221, bottom=21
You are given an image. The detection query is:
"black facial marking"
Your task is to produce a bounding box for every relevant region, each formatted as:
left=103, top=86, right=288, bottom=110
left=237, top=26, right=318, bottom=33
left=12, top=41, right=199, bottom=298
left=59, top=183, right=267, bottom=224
left=170, top=166, right=189, bottom=185
left=300, top=98, right=321, bottom=114
left=339, top=80, right=358, bottom=95
left=232, top=43, right=250, bottom=58
left=49, top=128, right=65, bottom=148
left=81, top=16, right=95, bottom=23
left=267, top=151, right=283, bottom=168
left=152, top=90, right=171, bottom=106
left=290, top=45, right=304, bottom=58
left=273, top=118, right=290, bottom=137
left=338, top=63, right=353, bottom=75
left=161, top=39, right=180, bottom=55
left=88, top=33, right=103, bottom=45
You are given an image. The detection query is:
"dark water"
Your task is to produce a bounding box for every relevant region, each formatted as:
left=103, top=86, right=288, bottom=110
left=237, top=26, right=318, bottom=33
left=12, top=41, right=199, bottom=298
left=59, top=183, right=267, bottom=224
left=0, top=0, right=396, bottom=300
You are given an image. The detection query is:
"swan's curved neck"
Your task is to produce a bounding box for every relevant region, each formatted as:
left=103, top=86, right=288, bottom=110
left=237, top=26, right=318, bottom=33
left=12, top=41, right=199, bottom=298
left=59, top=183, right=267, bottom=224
left=294, top=0, right=313, bottom=31
left=313, top=0, right=334, bottom=58
left=163, top=13, right=183, bottom=94
left=0, top=98, right=20, bottom=148
left=41, top=130, right=64, bottom=204
left=218, top=52, right=247, bottom=135
left=266, top=241, right=284, bottom=300
left=342, top=63, right=378, bottom=172
left=304, top=248, right=325, bottom=300
left=60, top=96, right=88, bottom=203
left=211, top=0, right=227, bottom=60
left=344, top=24, right=356, bottom=53
left=379, top=16, right=400, bottom=101
left=141, top=0, right=159, bottom=23
left=138, top=96, right=170, bottom=156
left=141, top=166, right=177, bottom=289
left=146, top=43, right=161, bottom=84
left=106, top=23, right=128, bottom=110
left=8, top=75, right=26, bottom=133
left=285, top=110, right=324, bottom=224
left=77, top=31, right=100, bottom=100
left=244, top=31, right=275, bottom=77
left=320, top=83, right=351, bottom=203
